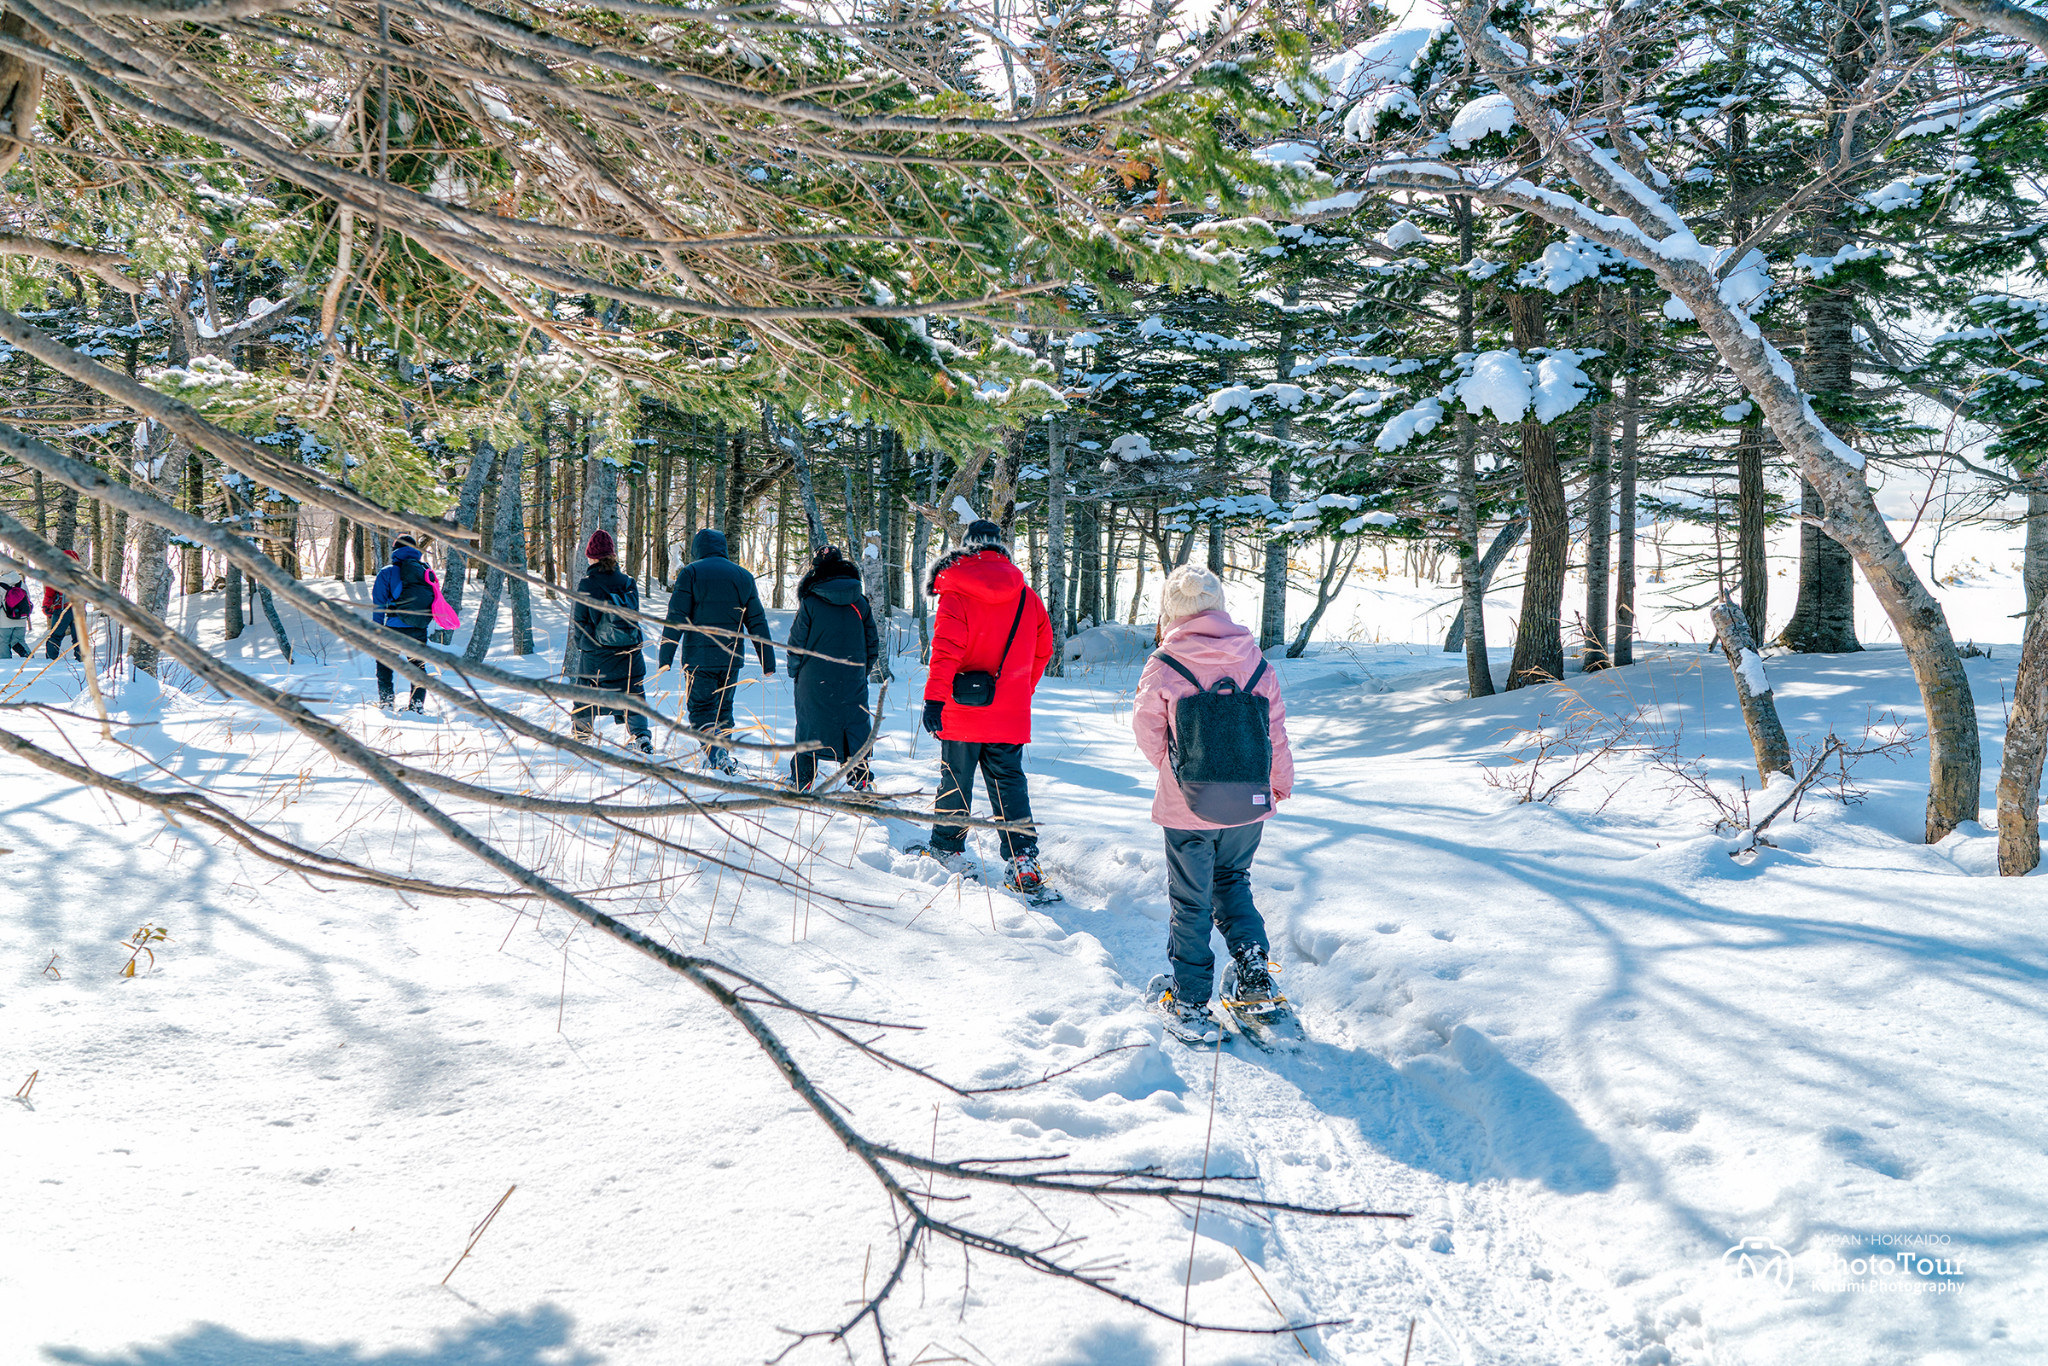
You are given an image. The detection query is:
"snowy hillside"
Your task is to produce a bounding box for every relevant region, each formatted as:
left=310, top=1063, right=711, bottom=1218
left=4, top=525, right=2045, bottom=1366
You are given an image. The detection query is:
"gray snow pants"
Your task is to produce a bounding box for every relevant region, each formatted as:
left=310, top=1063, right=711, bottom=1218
left=1164, top=822, right=1269, bottom=1003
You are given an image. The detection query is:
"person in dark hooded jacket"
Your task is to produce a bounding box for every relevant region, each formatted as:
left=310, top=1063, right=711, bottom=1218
left=655, top=527, right=773, bottom=773
left=369, top=536, right=435, bottom=710
left=570, top=530, right=653, bottom=753
left=787, top=545, right=879, bottom=790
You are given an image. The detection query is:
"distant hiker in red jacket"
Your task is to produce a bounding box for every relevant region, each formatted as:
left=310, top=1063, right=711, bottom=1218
left=920, top=519, right=1054, bottom=897
left=42, top=550, right=82, bottom=661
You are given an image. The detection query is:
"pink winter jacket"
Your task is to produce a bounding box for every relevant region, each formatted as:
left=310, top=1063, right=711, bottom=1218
left=1133, top=609, right=1294, bottom=830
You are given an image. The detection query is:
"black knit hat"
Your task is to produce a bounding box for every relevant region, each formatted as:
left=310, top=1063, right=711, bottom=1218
left=962, top=519, right=1005, bottom=550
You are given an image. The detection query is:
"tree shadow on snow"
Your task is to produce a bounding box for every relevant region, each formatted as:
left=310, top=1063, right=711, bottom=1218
left=41, top=1305, right=602, bottom=1366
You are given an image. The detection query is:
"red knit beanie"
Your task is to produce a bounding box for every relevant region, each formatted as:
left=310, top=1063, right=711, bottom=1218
left=585, top=529, right=615, bottom=560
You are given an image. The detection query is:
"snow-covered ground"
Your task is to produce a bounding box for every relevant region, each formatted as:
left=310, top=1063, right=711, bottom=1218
left=4, top=519, right=2044, bottom=1365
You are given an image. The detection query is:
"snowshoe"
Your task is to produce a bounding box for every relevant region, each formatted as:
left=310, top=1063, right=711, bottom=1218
left=1220, top=951, right=1301, bottom=1051
left=1146, top=974, right=1221, bottom=1046
left=1003, top=856, right=1064, bottom=906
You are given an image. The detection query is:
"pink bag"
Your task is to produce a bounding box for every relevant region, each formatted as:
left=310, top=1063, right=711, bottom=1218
left=425, top=567, right=461, bottom=631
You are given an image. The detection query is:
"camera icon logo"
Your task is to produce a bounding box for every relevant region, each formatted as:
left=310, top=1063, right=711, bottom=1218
left=1722, top=1236, right=1796, bottom=1292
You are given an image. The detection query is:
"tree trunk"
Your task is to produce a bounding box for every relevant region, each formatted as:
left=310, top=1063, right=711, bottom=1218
left=1287, top=540, right=1361, bottom=658
left=182, top=451, right=203, bottom=594
left=581, top=443, right=619, bottom=547
left=911, top=448, right=934, bottom=659
left=1078, top=499, right=1101, bottom=627
left=710, top=426, right=728, bottom=535
left=466, top=442, right=530, bottom=662
left=1453, top=418, right=1495, bottom=697
left=351, top=519, right=366, bottom=583
left=2024, top=489, right=2048, bottom=621
left=626, top=461, right=644, bottom=588
left=256, top=582, right=294, bottom=664
left=722, top=429, right=744, bottom=544
left=1584, top=404, right=1613, bottom=671
left=1445, top=517, right=1525, bottom=652
left=1105, top=501, right=1121, bottom=624
left=126, top=428, right=179, bottom=674
left=1736, top=419, right=1768, bottom=638
left=1209, top=355, right=1231, bottom=576
left=223, top=478, right=244, bottom=640
left=773, top=474, right=791, bottom=609
left=1046, top=411, right=1069, bottom=677
left=1506, top=291, right=1567, bottom=688
left=1451, top=197, right=1494, bottom=695
left=1259, top=467, right=1288, bottom=651
left=1615, top=328, right=1640, bottom=667
left=1260, top=292, right=1298, bottom=651
left=790, top=426, right=828, bottom=552
left=1777, top=478, right=1860, bottom=652
left=1710, top=599, right=1794, bottom=784
left=861, top=528, right=891, bottom=682
left=654, top=445, right=672, bottom=587
left=1998, top=594, right=2048, bottom=875
left=882, top=431, right=902, bottom=610
left=990, top=438, right=1019, bottom=543
left=51, top=484, right=78, bottom=555
left=442, top=436, right=498, bottom=626
left=329, top=515, right=349, bottom=580
left=684, top=425, right=701, bottom=552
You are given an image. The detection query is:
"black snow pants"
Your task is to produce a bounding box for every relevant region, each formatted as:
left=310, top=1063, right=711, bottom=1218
left=930, top=740, right=1037, bottom=861
left=686, top=665, right=741, bottom=763
left=376, top=624, right=430, bottom=709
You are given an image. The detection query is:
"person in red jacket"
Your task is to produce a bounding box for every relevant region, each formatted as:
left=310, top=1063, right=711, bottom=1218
left=921, top=519, right=1054, bottom=895
left=42, top=550, right=82, bottom=660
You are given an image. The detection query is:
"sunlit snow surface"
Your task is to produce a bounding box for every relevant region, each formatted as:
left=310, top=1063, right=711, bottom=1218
left=3, top=519, right=2044, bottom=1364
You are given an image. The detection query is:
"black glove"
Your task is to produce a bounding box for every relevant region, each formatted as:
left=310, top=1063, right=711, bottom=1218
left=922, top=699, right=945, bottom=735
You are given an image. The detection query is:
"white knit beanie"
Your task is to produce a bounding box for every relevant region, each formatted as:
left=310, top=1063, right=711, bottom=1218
left=1159, top=564, right=1227, bottom=627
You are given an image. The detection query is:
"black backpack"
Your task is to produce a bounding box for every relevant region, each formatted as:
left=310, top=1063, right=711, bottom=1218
left=1154, top=651, right=1273, bottom=825
left=593, top=591, right=644, bottom=650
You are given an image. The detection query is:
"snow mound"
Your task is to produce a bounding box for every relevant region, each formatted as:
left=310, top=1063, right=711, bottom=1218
left=1063, top=623, right=1156, bottom=665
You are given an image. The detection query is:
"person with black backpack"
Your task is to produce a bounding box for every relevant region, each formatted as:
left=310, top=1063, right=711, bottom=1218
left=0, top=569, right=32, bottom=658
left=1132, top=564, right=1295, bottom=1044
left=570, top=530, right=654, bottom=754
left=370, top=534, right=436, bottom=711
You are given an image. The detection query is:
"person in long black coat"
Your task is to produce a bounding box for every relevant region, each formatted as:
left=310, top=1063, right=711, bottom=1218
left=655, top=527, right=774, bottom=773
left=570, top=530, right=653, bottom=753
left=786, top=545, right=880, bottom=790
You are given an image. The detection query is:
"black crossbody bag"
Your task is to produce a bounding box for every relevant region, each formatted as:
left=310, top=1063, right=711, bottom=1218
left=951, top=593, right=1026, bottom=707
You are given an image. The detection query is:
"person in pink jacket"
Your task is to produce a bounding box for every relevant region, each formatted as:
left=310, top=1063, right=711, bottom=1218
left=1133, top=564, right=1294, bottom=1037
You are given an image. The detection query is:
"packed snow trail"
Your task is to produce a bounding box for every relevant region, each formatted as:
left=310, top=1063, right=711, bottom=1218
left=4, top=581, right=2047, bottom=1364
